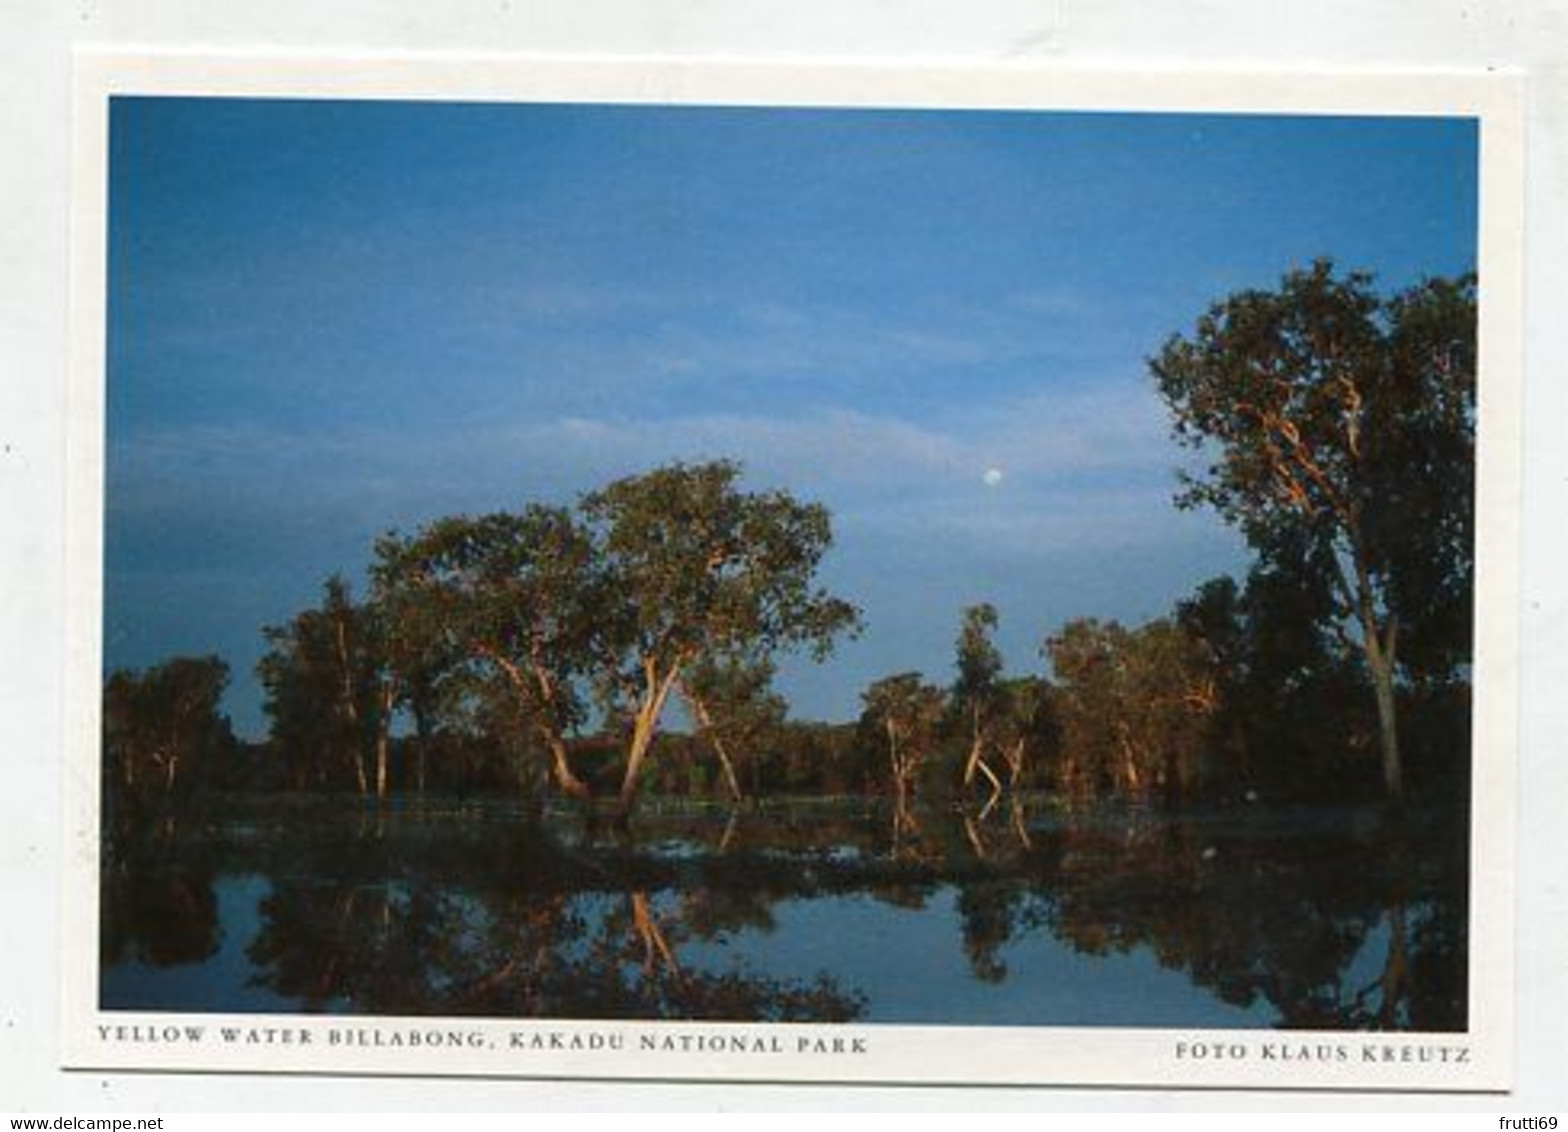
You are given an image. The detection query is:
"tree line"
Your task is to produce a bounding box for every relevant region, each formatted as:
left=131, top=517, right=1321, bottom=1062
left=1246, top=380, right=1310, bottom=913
left=103, top=261, right=1476, bottom=820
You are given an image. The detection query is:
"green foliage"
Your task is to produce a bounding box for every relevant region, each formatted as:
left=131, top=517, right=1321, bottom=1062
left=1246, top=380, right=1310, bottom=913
left=582, top=460, right=861, bottom=809
left=945, top=604, right=1052, bottom=800
left=295, top=461, right=863, bottom=809
left=1044, top=617, right=1216, bottom=801
left=681, top=651, right=787, bottom=800
left=1374, top=275, right=1477, bottom=680
left=860, top=671, right=948, bottom=798
left=370, top=505, right=610, bottom=799
left=992, top=675, right=1060, bottom=790
left=103, top=654, right=235, bottom=814
left=1174, top=566, right=1452, bottom=805
left=584, top=461, right=859, bottom=663
left=1152, top=264, right=1474, bottom=639
left=952, top=602, right=1003, bottom=722
left=1150, top=260, right=1476, bottom=798
left=257, top=576, right=383, bottom=793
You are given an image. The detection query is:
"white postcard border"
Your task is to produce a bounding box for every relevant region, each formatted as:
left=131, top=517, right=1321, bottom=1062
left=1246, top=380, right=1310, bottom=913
left=61, top=49, right=1525, bottom=1092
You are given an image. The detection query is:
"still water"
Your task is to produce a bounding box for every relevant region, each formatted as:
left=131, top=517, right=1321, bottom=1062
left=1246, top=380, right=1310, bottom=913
left=100, top=797, right=1466, bottom=1029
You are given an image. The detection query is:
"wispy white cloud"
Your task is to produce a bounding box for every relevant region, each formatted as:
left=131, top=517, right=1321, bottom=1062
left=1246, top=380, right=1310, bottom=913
left=118, top=374, right=1169, bottom=479
left=1005, top=284, right=1102, bottom=319
left=112, top=380, right=1188, bottom=565
left=442, top=290, right=1119, bottom=404
left=109, top=351, right=1241, bottom=738
left=463, top=280, right=687, bottom=326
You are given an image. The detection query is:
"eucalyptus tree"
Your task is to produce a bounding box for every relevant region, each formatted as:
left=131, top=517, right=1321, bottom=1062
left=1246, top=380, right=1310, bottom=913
left=949, top=609, right=1057, bottom=801
left=861, top=672, right=947, bottom=809
left=258, top=576, right=380, bottom=794
left=1175, top=569, right=1371, bottom=798
left=1150, top=261, right=1476, bottom=800
left=678, top=651, right=787, bottom=804
left=582, top=460, right=860, bottom=816
left=1042, top=620, right=1122, bottom=797
left=370, top=506, right=614, bottom=802
left=366, top=538, right=470, bottom=798
left=103, top=654, right=233, bottom=802
left=991, top=675, right=1055, bottom=793
left=951, top=603, right=1005, bottom=801
left=1045, top=618, right=1215, bottom=800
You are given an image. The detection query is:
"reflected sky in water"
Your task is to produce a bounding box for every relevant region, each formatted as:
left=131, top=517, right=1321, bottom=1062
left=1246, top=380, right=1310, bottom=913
left=100, top=798, right=1465, bottom=1030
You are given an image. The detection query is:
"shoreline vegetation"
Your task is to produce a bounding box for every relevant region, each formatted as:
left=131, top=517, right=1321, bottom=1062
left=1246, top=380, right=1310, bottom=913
left=98, top=261, right=1477, bottom=1030
left=102, top=262, right=1477, bottom=835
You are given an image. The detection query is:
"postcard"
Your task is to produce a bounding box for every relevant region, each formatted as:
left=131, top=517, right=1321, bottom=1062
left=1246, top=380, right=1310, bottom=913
left=62, top=51, right=1523, bottom=1090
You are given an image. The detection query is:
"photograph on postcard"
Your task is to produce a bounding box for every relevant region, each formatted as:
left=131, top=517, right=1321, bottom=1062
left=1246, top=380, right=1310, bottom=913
left=65, top=57, right=1520, bottom=1089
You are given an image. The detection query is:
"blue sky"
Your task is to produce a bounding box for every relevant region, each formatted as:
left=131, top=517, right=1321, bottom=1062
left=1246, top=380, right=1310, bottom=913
left=104, top=98, right=1478, bottom=737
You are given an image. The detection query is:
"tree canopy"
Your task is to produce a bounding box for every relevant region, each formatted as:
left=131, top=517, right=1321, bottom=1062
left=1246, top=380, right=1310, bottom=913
left=370, top=505, right=612, bottom=801
left=103, top=654, right=233, bottom=803
left=1045, top=617, right=1216, bottom=800
left=112, top=261, right=1475, bottom=819
left=583, top=460, right=862, bottom=812
left=1150, top=260, right=1475, bottom=799
left=257, top=577, right=378, bottom=794
left=349, top=461, right=862, bottom=814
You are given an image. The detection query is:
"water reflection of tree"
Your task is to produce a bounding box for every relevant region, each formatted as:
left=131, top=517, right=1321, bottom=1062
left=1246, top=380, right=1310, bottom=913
left=947, top=803, right=1037, bottom=983
left=238, top=818, right=866, bottom=1023
left=954, top=880, right=1024, bottom=983
left=102, top=799, right=1465, bottom=1031
left=562, top=891, right=863, bottom=1021
left=246, top=881, right=455, bottom=1011
left=850, top=797, right=1464, bottom=1029
left=101, top=860, right=221, bottom=969
left=691, top=798, right=1463, bottom=1026
left=1014, top=811, right=1466, bottom=1030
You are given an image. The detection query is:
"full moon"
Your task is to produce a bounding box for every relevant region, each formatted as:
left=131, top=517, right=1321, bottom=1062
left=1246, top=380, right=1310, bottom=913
left=982, top=467, right=1004, bottom=487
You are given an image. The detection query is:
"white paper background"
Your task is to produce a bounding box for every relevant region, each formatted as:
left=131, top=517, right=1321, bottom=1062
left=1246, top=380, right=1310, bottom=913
left=3, top=0, right=1565, bottom=1113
